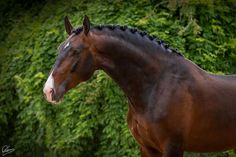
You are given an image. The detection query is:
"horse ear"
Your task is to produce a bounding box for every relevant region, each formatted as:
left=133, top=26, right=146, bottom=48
left=64, top=16, right=74, bottom=35
left=83, top=15, right=90, bottom=36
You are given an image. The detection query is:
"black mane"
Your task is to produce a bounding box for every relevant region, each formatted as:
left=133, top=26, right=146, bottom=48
left=72, top=25, right=183, bottom=56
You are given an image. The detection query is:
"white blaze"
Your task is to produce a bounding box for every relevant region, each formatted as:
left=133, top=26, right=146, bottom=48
left=44, top=71, right=54, bottom=91
left=43, top=71, right=55, bottom=102
left=64, top=42, right=70, bottom=49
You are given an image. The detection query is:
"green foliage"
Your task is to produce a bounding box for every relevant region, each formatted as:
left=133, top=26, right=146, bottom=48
left=0, top=0, right=235, bottom=156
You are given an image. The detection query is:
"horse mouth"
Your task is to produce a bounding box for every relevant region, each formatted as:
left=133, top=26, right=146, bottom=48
left=52, top=92, right=64, bottom=104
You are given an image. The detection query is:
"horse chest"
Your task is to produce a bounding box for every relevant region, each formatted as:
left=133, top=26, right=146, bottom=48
left=127, top=107, right=161, bottom=148
left=128, top=116, right=150, bottom=146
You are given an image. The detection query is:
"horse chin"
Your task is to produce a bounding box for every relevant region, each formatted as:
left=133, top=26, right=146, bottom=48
left=52, top=91, right=65, bottom=104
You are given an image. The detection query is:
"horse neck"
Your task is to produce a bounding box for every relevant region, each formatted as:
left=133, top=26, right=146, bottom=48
left=90, top=32, right=182, bottom=113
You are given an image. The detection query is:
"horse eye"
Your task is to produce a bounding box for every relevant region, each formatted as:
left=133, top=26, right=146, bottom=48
left=68, top=49, right=79, bottom=56
left=76, top=45, right=85, bottom=52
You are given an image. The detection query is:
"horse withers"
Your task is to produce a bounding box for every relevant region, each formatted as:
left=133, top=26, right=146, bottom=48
left=43, top=16, right=236, bottom=157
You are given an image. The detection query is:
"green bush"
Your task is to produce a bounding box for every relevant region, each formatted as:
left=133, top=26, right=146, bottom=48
left=0, top=0, right=235, bottom=156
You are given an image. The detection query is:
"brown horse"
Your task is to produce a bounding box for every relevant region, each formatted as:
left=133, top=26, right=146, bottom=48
left=43, top=16, right=236, bottom=157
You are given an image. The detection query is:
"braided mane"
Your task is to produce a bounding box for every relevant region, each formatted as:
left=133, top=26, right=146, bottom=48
left=72, top=25, right=183, bottom=56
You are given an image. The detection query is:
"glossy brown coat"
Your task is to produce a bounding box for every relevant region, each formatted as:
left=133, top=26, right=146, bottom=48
left=43, top=16, right=236, bottom=157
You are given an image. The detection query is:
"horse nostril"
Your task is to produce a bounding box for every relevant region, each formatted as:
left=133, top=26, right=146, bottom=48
left=50, top=88, right=55, bottom=100
left=43, top=87, right=55, bottom=101
left=50, top=88, right=55, bottom=94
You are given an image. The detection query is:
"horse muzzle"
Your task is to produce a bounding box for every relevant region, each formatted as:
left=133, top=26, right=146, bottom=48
left=43, top=87, right=57, bottom=104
